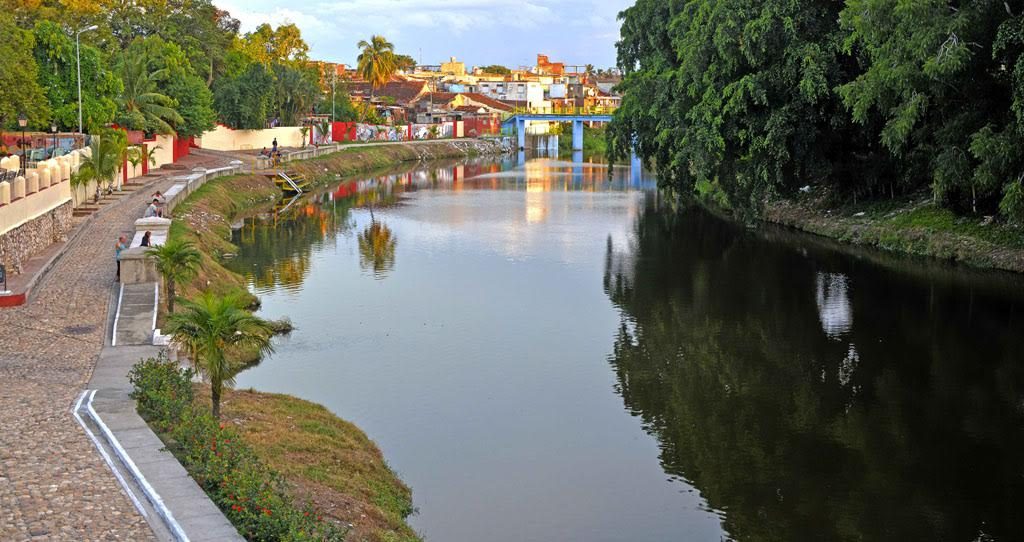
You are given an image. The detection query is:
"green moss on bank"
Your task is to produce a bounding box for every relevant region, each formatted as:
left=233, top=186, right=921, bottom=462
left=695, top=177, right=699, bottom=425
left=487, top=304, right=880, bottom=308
left=763, top=191, right=1024, bottom=273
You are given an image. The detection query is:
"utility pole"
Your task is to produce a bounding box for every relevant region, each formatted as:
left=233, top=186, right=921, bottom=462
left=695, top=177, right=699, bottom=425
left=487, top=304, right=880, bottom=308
left=331, top=68, right=336, bottom=122
left=76, top=25, right=98, bottom=136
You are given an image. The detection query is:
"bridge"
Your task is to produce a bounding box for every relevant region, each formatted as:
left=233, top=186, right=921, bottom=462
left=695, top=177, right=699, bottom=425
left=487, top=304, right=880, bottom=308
left=502, top=113, right=614, bottom=151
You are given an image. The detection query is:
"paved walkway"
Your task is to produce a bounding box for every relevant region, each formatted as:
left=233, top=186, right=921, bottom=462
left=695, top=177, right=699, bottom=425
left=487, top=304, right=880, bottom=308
left=0, top=154, right=225, bottom=540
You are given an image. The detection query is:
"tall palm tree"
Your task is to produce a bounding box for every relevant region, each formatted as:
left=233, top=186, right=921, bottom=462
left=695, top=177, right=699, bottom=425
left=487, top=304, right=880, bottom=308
left=72, top=129, right=128, bottom=202
left=117, top=54, right=183, bottom=135
left=166, top=292, right=274, bottom=419
left=356, top=35, right=397, bottom=116
left=149, top=239, right=201, bottom=313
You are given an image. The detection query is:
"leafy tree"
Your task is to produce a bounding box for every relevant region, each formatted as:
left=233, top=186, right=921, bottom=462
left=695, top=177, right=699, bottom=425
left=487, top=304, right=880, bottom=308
left=840, top=1, right=1024, bottom=217
left=123, top=37, right=216, bottom=138
left=213, top=54, right=275, bottom=129
left=166, top=292, right=274, bottom=419
left=357, top=35, right=397, bottom=101
left=32, top=20, right=121, bottom=131
left=272, top=63, right=319, bottom=126
left=479, top=64, right=511, bottom=76
left=241, top=23, right=309, bottom=66
left=0, top=14, right=50, bottom=129
left=315, top=86, right=358, bottom=122
left=116, top=53, right=184, bottom=134
left=394, top=53, right=417, bottom=72
left=609, top=0, right=879, bottom=214
left=149, top=238, right=201, bottom=314
left=72, top=128, right=127, bottom=201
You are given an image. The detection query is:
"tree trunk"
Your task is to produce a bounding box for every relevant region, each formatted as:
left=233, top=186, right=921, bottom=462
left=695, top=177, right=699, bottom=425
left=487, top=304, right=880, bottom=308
left=166, top=281, right=175, bottom=313
left=211, top=380, right=221, bottom=420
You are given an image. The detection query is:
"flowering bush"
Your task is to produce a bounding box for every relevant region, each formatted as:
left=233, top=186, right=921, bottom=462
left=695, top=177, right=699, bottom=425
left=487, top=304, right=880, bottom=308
left=130, top=359, right=346, bottom=541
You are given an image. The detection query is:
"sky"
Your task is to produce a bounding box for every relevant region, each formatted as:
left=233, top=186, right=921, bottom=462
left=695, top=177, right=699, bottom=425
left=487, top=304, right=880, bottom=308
left=216, top=0, right=634, bottom=70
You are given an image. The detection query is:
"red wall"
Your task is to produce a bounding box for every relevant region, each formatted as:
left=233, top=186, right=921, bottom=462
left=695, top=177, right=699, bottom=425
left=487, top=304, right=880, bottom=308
left=332, top=122, right=357, bottom=142
left=172, top=136, right=192, bottom=161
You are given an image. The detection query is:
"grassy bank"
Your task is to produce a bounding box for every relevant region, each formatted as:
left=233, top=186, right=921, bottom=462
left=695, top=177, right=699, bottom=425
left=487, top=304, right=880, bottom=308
left=763, top=189, right=1024, bottom=273
left=209, top=386, right=420, bottom=542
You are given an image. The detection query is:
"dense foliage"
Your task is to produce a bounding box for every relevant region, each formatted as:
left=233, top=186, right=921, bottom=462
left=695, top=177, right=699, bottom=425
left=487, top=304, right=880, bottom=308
left=611, top=0, right=1024, bottom=222
left=130, top=357, right=346, bottom=541
left=0, top=0, right=357, bottom=135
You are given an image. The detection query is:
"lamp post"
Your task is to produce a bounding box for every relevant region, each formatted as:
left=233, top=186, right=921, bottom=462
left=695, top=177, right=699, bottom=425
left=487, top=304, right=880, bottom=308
left=331, top=68, right=336, bottom=122
left=51, top=123, right=58, bottom=157
left=18, top=114, right=27, bottom=173
left=76, top=25, right=98, bottom=136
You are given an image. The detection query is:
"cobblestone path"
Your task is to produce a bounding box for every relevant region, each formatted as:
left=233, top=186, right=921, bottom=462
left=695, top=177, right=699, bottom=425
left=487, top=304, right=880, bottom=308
left=0, top=156, right=225, bottom=540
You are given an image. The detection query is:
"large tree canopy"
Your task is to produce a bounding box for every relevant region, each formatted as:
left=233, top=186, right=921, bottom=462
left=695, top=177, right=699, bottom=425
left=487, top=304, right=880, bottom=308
left=611, top=0, right=1024, bottom=222
left=0, top=14, right=51, bottom=130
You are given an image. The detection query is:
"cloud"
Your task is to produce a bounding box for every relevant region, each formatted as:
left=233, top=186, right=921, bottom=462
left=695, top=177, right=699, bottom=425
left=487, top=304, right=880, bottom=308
left=215, top=0, right=631, bottom=67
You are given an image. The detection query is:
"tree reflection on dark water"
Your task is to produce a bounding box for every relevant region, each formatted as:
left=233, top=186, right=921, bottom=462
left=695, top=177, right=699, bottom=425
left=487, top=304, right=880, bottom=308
left=604, top=202, right=1024, bottom=541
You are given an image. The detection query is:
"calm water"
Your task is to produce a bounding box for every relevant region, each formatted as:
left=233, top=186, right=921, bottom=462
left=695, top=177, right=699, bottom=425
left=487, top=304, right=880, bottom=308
left=229, top=156, right=1024, bottom=542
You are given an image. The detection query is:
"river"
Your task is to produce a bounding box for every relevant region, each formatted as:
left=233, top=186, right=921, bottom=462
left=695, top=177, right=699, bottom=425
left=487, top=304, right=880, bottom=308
left=228, top=154, right=1024, bottom=542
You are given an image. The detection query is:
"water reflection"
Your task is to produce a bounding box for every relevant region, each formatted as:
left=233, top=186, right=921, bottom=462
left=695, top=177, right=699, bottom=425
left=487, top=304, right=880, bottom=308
left=605, top=204, right=1024, bottom=541
left=358, top=219, right=397, bottom=279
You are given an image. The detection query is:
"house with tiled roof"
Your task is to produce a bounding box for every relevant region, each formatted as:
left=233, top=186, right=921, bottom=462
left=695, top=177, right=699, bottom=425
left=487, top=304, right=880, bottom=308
left=347, top=79, right=429, bottom=107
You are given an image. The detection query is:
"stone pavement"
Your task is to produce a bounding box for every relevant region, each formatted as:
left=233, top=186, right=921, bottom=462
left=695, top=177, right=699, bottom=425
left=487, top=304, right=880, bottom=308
left=0, top=154, right=228, bottom=541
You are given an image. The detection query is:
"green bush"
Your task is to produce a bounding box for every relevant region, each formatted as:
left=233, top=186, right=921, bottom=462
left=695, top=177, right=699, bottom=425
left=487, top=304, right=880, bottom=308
left=128, top=356, right=194, bottom=431
left=129, top=358, right=346, bottom=541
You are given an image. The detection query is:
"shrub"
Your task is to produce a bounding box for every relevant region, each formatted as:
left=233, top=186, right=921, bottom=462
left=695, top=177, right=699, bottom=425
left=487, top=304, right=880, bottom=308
left=128, top=356, right=194, bottom=431
left=129, top=358, right=346, bottom=541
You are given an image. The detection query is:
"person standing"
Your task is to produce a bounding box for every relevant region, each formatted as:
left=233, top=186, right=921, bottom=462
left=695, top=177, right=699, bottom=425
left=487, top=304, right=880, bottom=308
left=272, top=138, right=278, bottom=153
left=115, top=235, right=128, bottom=279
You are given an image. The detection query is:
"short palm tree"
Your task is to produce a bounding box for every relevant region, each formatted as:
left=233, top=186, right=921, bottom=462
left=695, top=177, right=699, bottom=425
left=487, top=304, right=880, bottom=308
left=166, top=292, right=274, bottom=419
left=149, top=239, right=201, bottom=313
left=356, top=35, right=397, bottom=119
left=127, top=144, right=162, bottom=174
left=118, top=54, right=183, bottom=135
left=72, top=130, right=128, bottom=202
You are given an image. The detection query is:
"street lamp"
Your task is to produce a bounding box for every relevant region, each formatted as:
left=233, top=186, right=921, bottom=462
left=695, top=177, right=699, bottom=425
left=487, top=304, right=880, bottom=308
left=51, top=123, right=58, bottom=157
left=76, top=25, right=98, bottom=136
left=18, top=114, right=27, bottom=172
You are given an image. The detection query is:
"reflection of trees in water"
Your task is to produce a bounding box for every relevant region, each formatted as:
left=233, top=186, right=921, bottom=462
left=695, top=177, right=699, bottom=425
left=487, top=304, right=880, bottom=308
left=604, top=204, right=1024, bottom=542
left=230, top=194, right=355, bottom=290
left=357, top=219, right=397, bottom=278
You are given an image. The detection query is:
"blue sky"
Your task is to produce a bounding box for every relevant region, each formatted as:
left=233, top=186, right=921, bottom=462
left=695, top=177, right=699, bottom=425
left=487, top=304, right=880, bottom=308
left=217, top=0, right=633, bottom=70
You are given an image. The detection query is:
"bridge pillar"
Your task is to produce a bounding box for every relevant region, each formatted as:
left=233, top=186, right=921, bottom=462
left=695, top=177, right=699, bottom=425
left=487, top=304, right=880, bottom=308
left=572, top=150, right=584, bottom=182
left=572, top=120, right=584, bottom=151
left=517, top=118, right=527, bottom=150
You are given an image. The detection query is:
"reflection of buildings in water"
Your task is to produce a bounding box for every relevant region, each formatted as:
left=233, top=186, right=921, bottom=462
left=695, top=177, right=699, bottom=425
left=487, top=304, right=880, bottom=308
left=525, top=181, right=549, bottom=224
left=815, top=272, right=853, bottom=339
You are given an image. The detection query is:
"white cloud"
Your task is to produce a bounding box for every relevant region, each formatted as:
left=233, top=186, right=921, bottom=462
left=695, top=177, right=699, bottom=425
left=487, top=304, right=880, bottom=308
left=215, top=0, right=631, bottom=67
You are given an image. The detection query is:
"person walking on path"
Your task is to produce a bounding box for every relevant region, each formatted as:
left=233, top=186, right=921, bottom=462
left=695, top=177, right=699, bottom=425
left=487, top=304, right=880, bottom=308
left=115, top=235, right=128, bottom=278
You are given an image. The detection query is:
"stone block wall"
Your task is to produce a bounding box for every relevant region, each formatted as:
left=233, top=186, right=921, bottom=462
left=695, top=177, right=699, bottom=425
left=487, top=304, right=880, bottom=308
left=0, top=200, right=73, bottom=274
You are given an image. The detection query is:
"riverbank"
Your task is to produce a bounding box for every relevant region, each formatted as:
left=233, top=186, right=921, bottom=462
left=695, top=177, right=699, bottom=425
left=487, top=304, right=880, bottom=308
left=760, top=189, right=1024, bottom=274
left=204, top=386, right=420, bottom=542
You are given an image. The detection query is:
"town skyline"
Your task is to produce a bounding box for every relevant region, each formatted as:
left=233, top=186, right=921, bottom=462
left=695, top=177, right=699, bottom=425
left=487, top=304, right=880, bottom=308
left=216, top=0, right=631, bottom=69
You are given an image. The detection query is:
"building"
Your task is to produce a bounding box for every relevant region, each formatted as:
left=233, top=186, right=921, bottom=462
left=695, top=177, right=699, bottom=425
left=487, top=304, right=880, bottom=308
left=440, top=57, right=467, bottom=77
left=536, top=54, right=565, bottom=76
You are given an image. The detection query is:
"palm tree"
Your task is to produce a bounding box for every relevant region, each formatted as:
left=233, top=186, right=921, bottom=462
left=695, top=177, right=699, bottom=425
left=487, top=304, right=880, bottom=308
left=127, top=144, right=162, bottom=174
left=72, top=129, right=128, bottom=202
left=356, top=35, right=397, bottom=119
left=166, top=292, right=274, bottom=419
left=149, top=239, right=201, bottom=313
left=117, top=54, right=183, bottom=135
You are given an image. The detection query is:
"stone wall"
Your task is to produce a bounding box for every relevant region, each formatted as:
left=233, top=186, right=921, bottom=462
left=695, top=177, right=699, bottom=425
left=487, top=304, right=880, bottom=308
left=0, top=200, right=73, bottom=274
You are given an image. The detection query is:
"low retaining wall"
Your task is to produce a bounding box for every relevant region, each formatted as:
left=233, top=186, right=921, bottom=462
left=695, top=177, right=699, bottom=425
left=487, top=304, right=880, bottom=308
left=0, top=199, right=72, bottom=274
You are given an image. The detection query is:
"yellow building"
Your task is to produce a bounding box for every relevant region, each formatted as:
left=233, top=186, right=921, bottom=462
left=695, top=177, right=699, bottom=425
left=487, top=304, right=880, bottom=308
left=440, top=57, right=466, bottom=77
